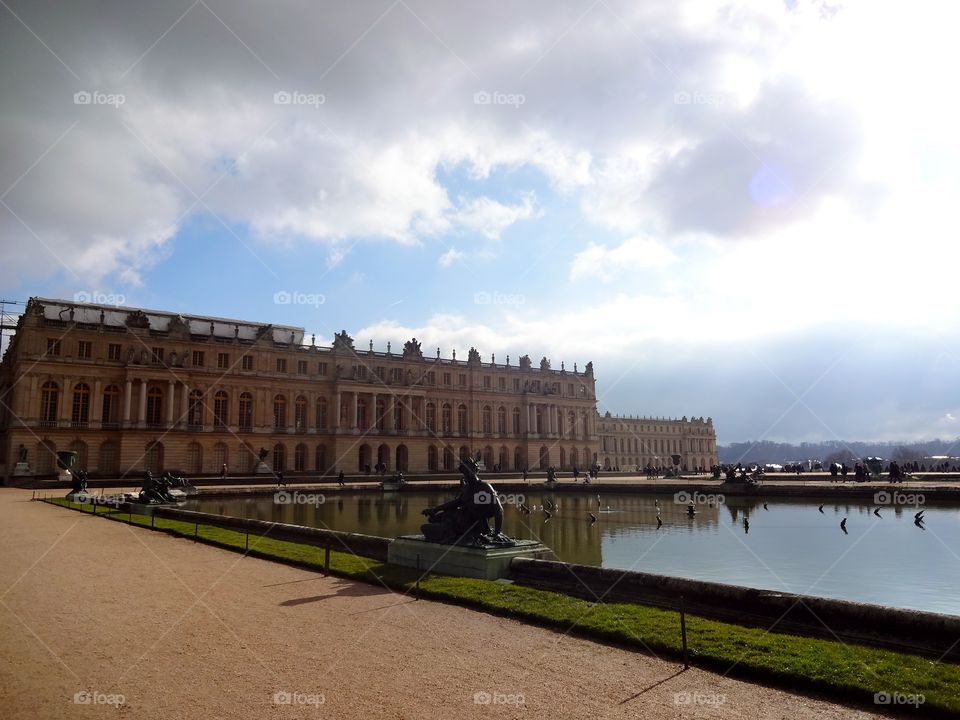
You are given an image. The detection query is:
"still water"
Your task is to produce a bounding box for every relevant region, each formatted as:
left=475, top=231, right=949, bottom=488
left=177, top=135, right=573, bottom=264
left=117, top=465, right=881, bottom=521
left=187, top=489, right=960, bottom=616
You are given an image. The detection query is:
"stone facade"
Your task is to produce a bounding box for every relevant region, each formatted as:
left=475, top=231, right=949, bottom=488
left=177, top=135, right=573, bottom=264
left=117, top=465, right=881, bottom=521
left=0, top=298, right=611, bottom=479
left=597, top=413, right=718, bottom=472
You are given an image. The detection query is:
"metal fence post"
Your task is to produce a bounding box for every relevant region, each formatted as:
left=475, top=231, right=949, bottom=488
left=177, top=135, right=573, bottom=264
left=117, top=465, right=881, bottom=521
left=680, top=595, right=689, bottom=669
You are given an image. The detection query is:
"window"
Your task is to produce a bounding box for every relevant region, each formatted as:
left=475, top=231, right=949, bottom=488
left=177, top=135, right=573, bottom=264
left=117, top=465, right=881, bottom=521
left=393, top=403, right=402, bottom=431
left=276, top=358, right=287, bottom=372
left=77, top=341, right=92, bottom=359
left=458, top=373, right=467, bottom=386
left=40, top=381, right=59, bottom=425
left=442, top=403, right=452, bottom=433
left=297, top=360, right=308, bottom=375
left=483, top=376, right=491, bottom=389
left=427, top=371, right=435, bottom=385
left=238, top=393, right=253, bottom=431
left=273, top=395, right=287, bottom=429
left=568, top=383, right=574, bottom=396
left=391, top=368, right=402, bottom=383
left=426, top=403, right=436, bottom=432
left=71, top=383, right=90, bottom=426
left=443, top=372, right=451, bottom=386
left=46, top=338, right=61, bottom=356
left=108, top=343, right=121, bottom=361
left=457, top=404, right=468, bottom=434
left=318, top=361, right=328, bottom=376
left=295, top=396, right=307, bottom=431
left=376, top=366, right=385, bottom=380
left=513, top=378, right=520, bottom=391
left=101, top=385, right=120, bottom=426
left=146, top=387, right=163, bottom=426
left=498, top=377, right=506, bottom=391
left=151, top=347, right=164, bottom=364
left=294, top=443, right=307, bottom=472
left=241, top=355, right=253, bottom=370
left=497, top=407, right=507, bottom=435
left=316, top=398, right=327, bottom=429
left=213, top=391, right=229, bottom=428
left=512, top=408, right=521, bottom=435
left=217, top=352, right=229, bottom=369
left=482, top=406, right=492, bottom=434
left=192, top=350, right=205, bottom=367
left=188, top=390, right=203, bottom=427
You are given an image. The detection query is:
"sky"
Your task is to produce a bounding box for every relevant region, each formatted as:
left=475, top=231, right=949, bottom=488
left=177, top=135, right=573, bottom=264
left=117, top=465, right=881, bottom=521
left=1, top=0, right=958, bottom=445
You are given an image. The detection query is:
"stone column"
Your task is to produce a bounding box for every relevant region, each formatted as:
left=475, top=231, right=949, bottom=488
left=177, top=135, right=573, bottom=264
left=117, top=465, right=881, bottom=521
left=58, top=378, right=72, bottom=424
left=371, top=393, right=379, bottom=431
left=351, top=392, right=359, bottom=430
left=166, top=380, right=175, bottom=425
left=181, top=383, right=189, bottom=426
left=138, top=381, right=147, bottom=426
left=91, top=379, right=102, bottom=428
left=402, top=395, right=412, bottom=433
left=123, top=379, right=132, bottom=425
left=334, top=391, right=341, bottom=430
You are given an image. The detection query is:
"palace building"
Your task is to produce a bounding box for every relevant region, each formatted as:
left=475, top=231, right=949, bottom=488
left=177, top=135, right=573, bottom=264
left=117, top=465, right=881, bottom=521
left=0, top=298, right=717, bottom=480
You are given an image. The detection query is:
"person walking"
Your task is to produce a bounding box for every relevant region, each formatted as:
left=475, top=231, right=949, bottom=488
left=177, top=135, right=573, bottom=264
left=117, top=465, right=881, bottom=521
left=337, top=469, right=345, bottom=487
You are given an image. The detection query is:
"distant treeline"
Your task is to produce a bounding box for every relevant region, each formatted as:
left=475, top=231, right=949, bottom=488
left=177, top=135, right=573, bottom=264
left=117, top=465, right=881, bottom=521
left=718, top=439, right=960, bottom=465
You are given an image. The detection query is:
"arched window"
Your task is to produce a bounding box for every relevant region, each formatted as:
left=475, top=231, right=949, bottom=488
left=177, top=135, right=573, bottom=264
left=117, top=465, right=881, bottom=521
left=213, top=391, right=229, bottom=428
left=40, top=381, right=59, bottom=426
left=457, top=404, right=468, bottom=434
left=425, top=403, right=436, bottom=432
left=315, top=444, right=327, bottom=472
left=98, top=441, right=118, bottom=474
left=512, top=407, right=521, bottom=435
left=316, top=398, right=328, bottom=429
left=146, top=387, right=163, bottom=427
left=186, top=442, right=202, bottom=474
left=535, top=408, right=543, bottom=434
left=101, top=385, right=120, bottom=426
left=393, top=400, right=403, bottom=431
left=294, top=443, right=307, bottom=471
left=213, top=442, right=227, bottom=471
left=443, top=446, right=454, bottom=471
left=71, top=383, right=90, bottom=427
left=237, top=443, right=254, bottom=473
left=188, top=390, right=203, bottom=427
left=375, top=398, right=385, bottom=430
left=272, top=443, right=286, bottom=472
left=497, top=406, right=506, bottom=435
left=482, top=406, right=492, bottom=434
left=427, top=445, right=438, bottom=471
left=441, top=403, right=452, bottom=434
left=294, top=396, right=307, bottom=432
left=238, top=392, right=253, bottom=431
left=514, top=447, right=524, bottom=472
left=69, top=440, right=88, bottom=469
left=273, top=395, right=287, bottom=430
left=145, top=441, right=163, bottom=473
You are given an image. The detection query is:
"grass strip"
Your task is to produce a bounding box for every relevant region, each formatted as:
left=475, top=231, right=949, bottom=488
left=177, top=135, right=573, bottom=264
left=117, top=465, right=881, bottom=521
left=43, top=497, right=959, bottom=714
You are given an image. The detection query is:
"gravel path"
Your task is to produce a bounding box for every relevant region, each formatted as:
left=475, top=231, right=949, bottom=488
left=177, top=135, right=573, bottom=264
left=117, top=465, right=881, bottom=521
left=0, top=488, right=887, bottom=719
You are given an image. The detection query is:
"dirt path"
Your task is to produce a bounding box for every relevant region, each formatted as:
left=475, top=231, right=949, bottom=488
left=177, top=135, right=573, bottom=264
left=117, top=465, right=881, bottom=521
left=0, top=488, right=886, bottom=719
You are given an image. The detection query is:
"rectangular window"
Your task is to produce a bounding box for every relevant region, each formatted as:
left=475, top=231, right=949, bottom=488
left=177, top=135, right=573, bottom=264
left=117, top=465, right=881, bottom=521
left=151, top=347, right=164, bottom=364
left=297, top=360, right=308, bottom=375
left=483, top=376, right=491, bottom=389
left=192, top=350, right=204, bottom=367
left=276, top=358, right=287, bottom=372
left=376, top=366, right=385, bottom=380
left=513, top=378, right=520, bottom=391
left=391, top=368, right=402, bottom=383
left=443, top=372, right=451, bottom=386
left=241, top=355, right=253, bottom=370
left=568, top=383, right=574, bottom=396
left=427, top=371, right=435, bottom=385
left=499, top=377, right=506, bottom=391
left=217, top=352, right=229, bottom=369
left=318, top=361, right=328, bottom=376
left=77, top=340, right=92, bottom=359
left=108, top=343, right=121, bottom=361
left=458, top=373, right=466, bottom=386
left=46, top=338, right=61, bottom=356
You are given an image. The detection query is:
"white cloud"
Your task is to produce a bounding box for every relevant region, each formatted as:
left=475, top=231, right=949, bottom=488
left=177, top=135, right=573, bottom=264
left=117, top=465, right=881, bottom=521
left=438, top=248, right=464, bottom=266
left=570, top=237, right=678, bottom=282
left=451, top=192, right=540, bottom=240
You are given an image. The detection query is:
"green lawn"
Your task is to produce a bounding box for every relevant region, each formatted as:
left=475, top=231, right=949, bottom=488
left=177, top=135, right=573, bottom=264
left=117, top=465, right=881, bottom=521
left=44, top=497, right=959, bottom=715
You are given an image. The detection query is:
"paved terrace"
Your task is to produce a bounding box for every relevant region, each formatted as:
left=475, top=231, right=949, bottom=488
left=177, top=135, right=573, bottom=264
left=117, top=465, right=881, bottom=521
left=0, top=487, right=888, bottom=719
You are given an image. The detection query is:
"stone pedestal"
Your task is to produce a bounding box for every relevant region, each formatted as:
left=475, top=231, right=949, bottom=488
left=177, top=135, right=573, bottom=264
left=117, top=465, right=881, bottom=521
left=12, top=462, right=31, bottom=477
left=388, top=535, right=552, bottom=580
left=254, top=461, right=272, bottom=475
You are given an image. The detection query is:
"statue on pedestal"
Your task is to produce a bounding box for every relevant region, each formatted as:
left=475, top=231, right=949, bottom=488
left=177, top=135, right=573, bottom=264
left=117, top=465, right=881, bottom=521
left=420, top=457, right=513, bottom=547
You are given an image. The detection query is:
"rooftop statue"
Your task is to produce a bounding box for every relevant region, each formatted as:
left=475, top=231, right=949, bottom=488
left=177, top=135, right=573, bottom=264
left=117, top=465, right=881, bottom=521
left=333, top=330, right=355, bottom=351
left=420, top=457, right=513, bottom=547
left=403, top=337, right=424, bottom=359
